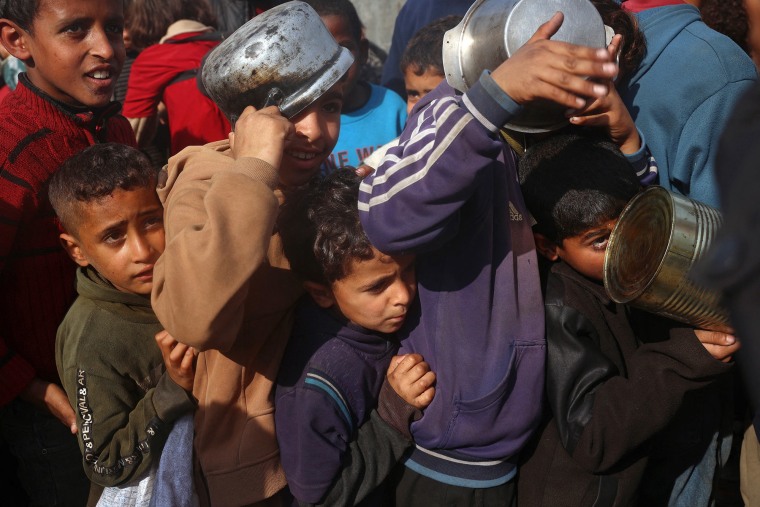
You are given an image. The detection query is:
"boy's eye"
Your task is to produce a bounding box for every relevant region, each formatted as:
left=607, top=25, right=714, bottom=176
left=106, top=23, right=124, bottom=35
left=144, top=216, right=164, bottom=229
left=103, top=232, right=125, bottom=244
left=322, top=101, right=343, bottom=114
left=62, top=24, right=84, bottom=34
left=591, top=236, right=610, bottom=250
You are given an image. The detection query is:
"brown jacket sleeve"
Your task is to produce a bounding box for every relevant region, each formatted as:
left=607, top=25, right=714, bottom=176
left=152, top=141, right=281, bottom=352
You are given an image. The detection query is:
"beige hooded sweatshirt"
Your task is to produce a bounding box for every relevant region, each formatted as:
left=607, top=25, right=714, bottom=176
left=152, top=140, right=303, bottom=506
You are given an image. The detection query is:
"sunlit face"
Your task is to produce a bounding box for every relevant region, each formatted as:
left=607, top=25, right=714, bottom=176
left=280, top=85, right=343, bottom=188
left=321, top=14, right=366, bottom=103
left=62, top=186, right=165, bottom=296
left=555, top=219, right=617, bottom=282
left=404, top=67, right=444, bottom=115
left=329, top=248, right=416, bottom=334
left=15, top=0, right=125, bottom=107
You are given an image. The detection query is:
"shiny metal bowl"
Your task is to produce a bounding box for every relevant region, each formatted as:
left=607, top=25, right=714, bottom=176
left=201, top=1, right=354, bottom=125
left=443, top=0, right=607, bottom=132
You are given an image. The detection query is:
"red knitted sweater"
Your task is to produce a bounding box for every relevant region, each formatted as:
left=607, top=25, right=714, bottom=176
left=0, top=75, right=136, bottom=406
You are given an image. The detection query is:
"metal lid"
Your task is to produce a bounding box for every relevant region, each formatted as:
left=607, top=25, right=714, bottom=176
left=201, top=1, right=354, bottom=124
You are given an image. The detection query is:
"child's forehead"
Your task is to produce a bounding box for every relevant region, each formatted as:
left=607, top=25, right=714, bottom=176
left=33, top=0, right=123, bottom=24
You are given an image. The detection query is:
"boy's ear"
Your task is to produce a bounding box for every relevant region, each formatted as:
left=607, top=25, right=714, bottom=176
left=358, top=30, right=369, bottom=66
left=0, top=19, right=32, bottom=62
left=59, top=233, right=90, bottom=268
left=303, top=281, right=336, bottom=309
left=534, top=232, right=560, bottom=261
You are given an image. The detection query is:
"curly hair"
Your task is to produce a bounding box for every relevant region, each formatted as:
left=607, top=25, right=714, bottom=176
left=278, top=170, right=374, bottom=284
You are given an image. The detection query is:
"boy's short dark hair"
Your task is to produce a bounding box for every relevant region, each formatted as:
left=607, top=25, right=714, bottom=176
left=48, top=143, right=156, bottom=235
left=400, top=15, right=462, bottom=76
left=0, top=0, right=38, bottom=32
left=303, top=0, right=362, bottom=42
left=278, top=169, right=374, bottom=285
left=518, top=133, right=641, bottom=244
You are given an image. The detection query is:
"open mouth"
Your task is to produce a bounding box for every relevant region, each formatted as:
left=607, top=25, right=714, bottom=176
left=87, top=70, right=112, bottom=80
left=286, top=150, right=319, bottom=161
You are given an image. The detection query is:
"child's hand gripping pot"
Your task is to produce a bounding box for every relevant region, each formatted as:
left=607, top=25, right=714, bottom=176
left=229, top=105, right=295, bottom=170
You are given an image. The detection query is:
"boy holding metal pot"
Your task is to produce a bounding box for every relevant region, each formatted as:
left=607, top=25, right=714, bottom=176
left=149, top=3, right=352, bottom=505
left=358, top=11, right=620, bottom=506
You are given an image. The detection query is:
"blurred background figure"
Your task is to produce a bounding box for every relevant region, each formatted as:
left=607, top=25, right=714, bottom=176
left=381, top=0, right=472, bottom=98
left=122, top=0, right=230, bottom=156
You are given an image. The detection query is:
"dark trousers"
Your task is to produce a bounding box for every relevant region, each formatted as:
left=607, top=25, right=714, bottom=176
left=0, top=399, right=90, bottom=507
left=391, top=465, right=516, bottom=507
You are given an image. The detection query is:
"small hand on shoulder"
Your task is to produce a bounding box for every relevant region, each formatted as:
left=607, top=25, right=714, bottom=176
left=386, top=353, right=436, bottom=410
left=155, top=330, right=197, bottom=392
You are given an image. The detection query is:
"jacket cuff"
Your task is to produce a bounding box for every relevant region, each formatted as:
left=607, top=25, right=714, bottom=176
left=624, top=128, right=658, bottom=185
left=153, top=372, right=197, bottom=423
left=668, top=327, right=734, bottom=376
left=462, top=70, right=523, bottom=133
left=235, top=157, right=279, bottom=190
left=376, top=379, right=421, bottom=440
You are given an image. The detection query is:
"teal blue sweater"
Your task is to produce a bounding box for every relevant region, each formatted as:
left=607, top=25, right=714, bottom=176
left=618, top=4, right=757, bottom=208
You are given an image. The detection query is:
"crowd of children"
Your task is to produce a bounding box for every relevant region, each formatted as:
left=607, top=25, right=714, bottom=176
left=0, top=0, right=758, bottom=506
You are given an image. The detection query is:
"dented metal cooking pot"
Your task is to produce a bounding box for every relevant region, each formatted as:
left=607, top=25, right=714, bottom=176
left=443, top=0, right=607, bottom=132
left=201, top=1, right=354, bottom=125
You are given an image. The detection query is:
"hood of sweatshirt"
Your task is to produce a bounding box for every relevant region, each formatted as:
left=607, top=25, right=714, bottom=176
left=625, top=4, right=701, bottom=82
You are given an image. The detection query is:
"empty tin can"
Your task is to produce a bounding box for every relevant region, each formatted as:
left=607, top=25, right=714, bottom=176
left=604, top=186, right=731, bottom=332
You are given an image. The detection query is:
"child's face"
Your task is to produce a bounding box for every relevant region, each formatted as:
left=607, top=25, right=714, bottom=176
left=404, top=67, right=444, bottom=115
left=9, top=0, right=125, bottom=107
left=321, top=14, right=367, bottom=100
left=279, top=85, right=343, bottom=188
left=60, top=185, right=165, bottom=296
left=553, top=219, right=617, bottom=281
left=318, top=248, right=416, bottom=334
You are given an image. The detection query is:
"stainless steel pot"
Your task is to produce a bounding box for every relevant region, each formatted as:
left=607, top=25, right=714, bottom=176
left=604, top=186, right=731, bottom=332
left=201, top=1, right=354, bottom=124
left=443, top=0, right=607, bottom=132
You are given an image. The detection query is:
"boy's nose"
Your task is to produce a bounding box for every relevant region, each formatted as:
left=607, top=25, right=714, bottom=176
left=90, top=27, right=116, bottom=61
left=294, top=110, right=323, bottom=143
left=131, top=234, right=154, bottom=262
left=392, top=280, right=413, bottom=306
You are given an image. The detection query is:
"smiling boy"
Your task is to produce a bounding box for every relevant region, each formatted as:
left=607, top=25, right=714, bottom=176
left=50, top=143, right=196, bottom=500
left=149, top=4, right=356, bottom=505
left=0, top=0, right=135, bottom=504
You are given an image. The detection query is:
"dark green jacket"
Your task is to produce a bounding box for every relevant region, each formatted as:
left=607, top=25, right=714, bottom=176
left=56, top=267, right=195, bottom=487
